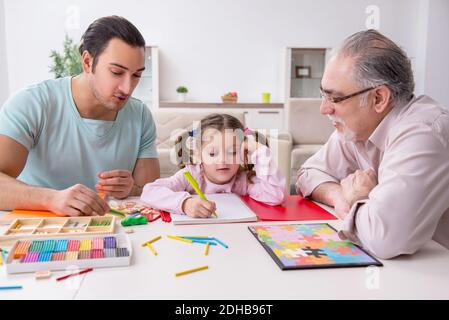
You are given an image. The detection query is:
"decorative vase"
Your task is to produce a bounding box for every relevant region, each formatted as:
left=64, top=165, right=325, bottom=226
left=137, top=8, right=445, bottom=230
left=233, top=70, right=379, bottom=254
left=178, top=93, right=187, bottom=102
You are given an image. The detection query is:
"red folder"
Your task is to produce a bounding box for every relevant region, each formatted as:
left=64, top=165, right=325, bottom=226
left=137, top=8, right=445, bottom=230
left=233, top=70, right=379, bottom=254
left=240, top=195, right=337, bottom=221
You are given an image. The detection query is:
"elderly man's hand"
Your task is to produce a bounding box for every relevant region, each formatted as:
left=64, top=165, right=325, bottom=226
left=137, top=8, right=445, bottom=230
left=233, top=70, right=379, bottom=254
left=341, top=169, right=378, bottom=207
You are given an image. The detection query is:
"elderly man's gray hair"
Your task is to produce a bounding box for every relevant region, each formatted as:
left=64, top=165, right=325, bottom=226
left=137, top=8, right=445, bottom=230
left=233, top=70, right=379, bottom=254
left=335, top=29, right=415, bottom=107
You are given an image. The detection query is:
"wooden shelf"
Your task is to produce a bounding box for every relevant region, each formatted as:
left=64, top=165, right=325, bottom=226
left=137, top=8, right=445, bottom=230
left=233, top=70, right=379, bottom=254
left=159, top=102, right=283, bottom=109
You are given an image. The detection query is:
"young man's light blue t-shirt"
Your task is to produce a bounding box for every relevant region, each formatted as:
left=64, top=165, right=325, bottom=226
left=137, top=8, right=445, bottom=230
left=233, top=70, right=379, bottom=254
left=0, top=77, right=158, bottom=190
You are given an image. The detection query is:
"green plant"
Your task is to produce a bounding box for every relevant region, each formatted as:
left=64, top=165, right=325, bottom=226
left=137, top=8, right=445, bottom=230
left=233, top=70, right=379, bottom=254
left=49, top=35, right=82, bottom=78
left=176, top=86, right=188, bottom=93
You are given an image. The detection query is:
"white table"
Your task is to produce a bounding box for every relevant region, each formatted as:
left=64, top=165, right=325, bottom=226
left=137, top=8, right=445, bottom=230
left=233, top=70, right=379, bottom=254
left=1, top=209, right=449, bottom=300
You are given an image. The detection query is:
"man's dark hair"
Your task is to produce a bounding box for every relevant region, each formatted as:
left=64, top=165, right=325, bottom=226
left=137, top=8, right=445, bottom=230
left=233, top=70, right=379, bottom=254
left=79, top=15, right=145, bottom=72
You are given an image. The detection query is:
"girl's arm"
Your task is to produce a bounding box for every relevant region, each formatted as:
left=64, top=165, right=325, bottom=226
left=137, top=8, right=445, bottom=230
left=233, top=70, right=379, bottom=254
left=246, top=144, right=286, bottom=205
left=140, top=168, right=192, bottom=214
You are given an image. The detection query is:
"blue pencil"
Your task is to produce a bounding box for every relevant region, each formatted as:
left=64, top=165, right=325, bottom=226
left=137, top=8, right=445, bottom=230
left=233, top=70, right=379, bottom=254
left=0, top=286, right=23, bottom=291
left=212, top=238, right=229, bottom=249
left=191, top=240, right=218, bottom=246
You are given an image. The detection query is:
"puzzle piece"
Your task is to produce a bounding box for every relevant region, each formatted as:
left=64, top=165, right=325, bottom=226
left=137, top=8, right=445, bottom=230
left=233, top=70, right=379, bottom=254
left=333, top=246, right=361, bottom=256
left=280, top=248, right=309, bottom=258
left=327, top=239, right=356, bottom=249
left=301, top=246, right=328, bottom=259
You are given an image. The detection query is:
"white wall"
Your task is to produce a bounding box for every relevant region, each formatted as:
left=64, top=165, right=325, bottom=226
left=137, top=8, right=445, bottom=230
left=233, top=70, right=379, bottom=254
left=423, top=0, right=449, bottom=107
left=1, top=0, right=434, bottom=103
left=0, top=0, right=9, bottom=106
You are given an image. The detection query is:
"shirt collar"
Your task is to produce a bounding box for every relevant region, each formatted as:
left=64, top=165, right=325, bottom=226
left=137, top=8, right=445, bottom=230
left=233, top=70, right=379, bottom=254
left=368, top=97, right=414, bottom=150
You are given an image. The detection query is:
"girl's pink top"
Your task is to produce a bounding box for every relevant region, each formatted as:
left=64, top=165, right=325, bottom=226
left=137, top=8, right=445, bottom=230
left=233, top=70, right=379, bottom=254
left=140, top=145, right=286, bottom=214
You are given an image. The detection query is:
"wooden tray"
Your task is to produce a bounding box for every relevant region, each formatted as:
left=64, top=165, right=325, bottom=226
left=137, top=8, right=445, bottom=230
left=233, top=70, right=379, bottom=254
left=0, top=216, right=115, bottom=242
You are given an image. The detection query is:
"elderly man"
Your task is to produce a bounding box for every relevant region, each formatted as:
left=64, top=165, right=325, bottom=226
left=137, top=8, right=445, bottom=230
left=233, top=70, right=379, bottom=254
left=296, top=29, right=449, bottom=259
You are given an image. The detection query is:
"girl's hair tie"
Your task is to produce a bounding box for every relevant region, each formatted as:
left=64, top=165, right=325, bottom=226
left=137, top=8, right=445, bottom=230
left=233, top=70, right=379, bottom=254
left=244, top=127, right=253, bottom=134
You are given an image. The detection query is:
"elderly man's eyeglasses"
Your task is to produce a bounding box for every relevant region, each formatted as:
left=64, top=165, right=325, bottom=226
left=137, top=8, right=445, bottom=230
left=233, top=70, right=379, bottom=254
left=320, top=86, right=377, bottom=104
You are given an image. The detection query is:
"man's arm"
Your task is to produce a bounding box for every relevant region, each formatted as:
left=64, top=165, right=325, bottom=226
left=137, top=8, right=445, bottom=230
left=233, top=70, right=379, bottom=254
left=0, top=135, right=51, bottom=210
left=309, top=182, right=351, bottom=219
left=340, top=122, right=449, bottom=259
left=296, top=132, right=358, bottom=216
left=131, top=158, right=160, bottom=196
left=0, top=135, right=109, bottom=216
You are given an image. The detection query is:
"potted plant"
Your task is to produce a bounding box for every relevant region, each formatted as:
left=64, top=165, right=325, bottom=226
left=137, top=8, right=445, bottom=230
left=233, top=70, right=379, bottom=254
left=49, top=35, right=82, bottom=78
left=176, top=86, right=188, bottom=102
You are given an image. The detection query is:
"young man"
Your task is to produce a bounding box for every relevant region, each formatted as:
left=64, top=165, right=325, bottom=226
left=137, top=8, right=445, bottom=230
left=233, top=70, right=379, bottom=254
left=296, top=30, right=449, bottom=259
left=0, top=16, right=160, bottom=216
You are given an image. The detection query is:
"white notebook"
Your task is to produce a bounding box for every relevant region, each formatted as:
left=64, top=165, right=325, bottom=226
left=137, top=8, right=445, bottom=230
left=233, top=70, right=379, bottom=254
left=171, top=193, right=258, bottom=225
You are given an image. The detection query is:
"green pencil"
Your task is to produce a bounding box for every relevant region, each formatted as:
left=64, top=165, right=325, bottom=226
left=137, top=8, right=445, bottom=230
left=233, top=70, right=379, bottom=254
left=183, top=171, right=218, bottom=218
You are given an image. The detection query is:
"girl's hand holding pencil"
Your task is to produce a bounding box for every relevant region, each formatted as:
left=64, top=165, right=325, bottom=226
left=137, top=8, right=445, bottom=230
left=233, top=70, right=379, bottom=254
left=183, top=171, right=218, bottom=218
left=181, top=198, right=216, bottom=218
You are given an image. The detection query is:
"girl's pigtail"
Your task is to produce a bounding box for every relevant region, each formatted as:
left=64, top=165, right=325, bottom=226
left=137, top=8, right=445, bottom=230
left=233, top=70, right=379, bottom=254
left=242, top=128, right=270, bottom=183
left=174, top=129, right=200, bottom=169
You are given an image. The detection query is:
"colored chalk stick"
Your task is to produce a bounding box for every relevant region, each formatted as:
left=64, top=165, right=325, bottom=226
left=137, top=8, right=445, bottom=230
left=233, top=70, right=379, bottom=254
left=79, top=239, right=92, bottom=251
left=78, top=250, right=90, bottom=260
left=55, top=240, right=68, bottom=252
left=51, top=252, right=65, bottom=261
left=65, top=251, right=78, bottom=261
left=91, top=249, right=104, bottom=259
left=67, top=240, right=80, bottom=252
left=13, top=241, right=30, bottom=259
left=42, top=240, right=56, bottom=252
left=92, top=238, right=104, bottom=250
left=22, top=252, right=39, bottom=263
left=104, top=237, right=117, bottom=249
left=116, top=248, right=130, bottom=257
left=104, top=248, right=116, bottom=258
left=29, top=241, right=44, bottom=252
left=38, top=252, right=52, bottom=262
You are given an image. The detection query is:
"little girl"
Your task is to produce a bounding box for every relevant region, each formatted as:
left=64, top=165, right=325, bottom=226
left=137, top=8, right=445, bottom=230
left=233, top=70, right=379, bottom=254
left=140, top=113, right=286, bottom=218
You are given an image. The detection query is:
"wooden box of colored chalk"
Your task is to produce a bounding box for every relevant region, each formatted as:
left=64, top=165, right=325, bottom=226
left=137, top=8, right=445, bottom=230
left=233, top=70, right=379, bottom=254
left=0, top=216, right=115, bottom=241
left=4, top=234, right=132, bottom=274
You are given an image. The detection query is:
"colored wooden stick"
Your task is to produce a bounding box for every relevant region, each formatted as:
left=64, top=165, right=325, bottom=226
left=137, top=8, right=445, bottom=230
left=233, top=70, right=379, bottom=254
left=168, top=235, right=193, bottom=243
left=56, top=268, right=93, bottom=281
left=204, top=242, right=210, bottom=256
left=175, top=265, right=209, bottom=277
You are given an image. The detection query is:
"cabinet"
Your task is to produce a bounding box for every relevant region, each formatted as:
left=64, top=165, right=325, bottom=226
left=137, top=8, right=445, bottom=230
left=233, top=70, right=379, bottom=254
left=158, top=103, right=284, bottom=130
left=285, top=48, right=330, bottom=99
left=132, top=46, right=159, bottom=109
left=244, top=109, right=284, bottom=130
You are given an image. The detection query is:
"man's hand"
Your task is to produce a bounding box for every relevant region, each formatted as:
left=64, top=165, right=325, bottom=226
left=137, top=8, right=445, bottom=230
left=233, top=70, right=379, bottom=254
left=96, top=170, right=134, bottom=199
left=341, top=169, right=378, bottom=207
left=182, top=197, right=216, bottom=218
left=49, top=184, right=109, bottom=216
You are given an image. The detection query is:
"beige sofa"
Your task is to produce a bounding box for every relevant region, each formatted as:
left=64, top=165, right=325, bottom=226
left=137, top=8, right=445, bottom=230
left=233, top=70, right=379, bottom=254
left=284, top=99, right=334, bottom=191
left=151, top=109, right=292, bottom=189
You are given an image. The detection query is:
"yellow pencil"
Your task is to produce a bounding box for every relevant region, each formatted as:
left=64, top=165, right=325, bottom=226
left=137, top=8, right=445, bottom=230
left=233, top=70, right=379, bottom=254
left=181, top=236, right=209, bottom=239
left=175, top=265, right=209, bottom=277
left=167, top=235, right=193, bottom=243
left=204, top=242, right=210, bottom=256
left=183, top=172, right=218, bottom=218
left=141, top=235, right=161, bottom=247
left=145, top=243, right=157, bottom=256
left=0, top=250, right=3, bottom=266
